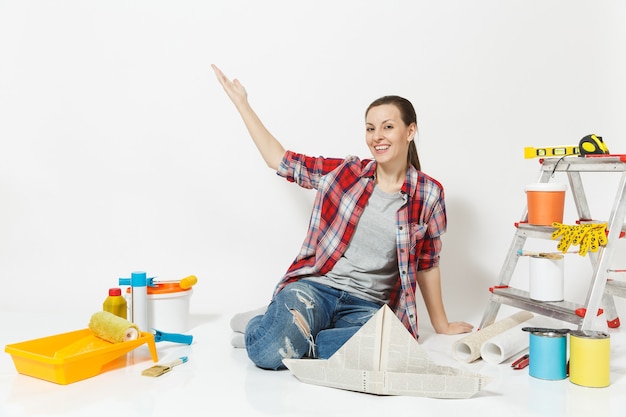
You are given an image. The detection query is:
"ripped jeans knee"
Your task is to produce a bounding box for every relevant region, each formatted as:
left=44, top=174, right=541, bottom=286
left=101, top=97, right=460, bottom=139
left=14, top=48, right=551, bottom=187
left=244, top=281, right=329, bottom=370
left=244, top=280, right=382, bottom=370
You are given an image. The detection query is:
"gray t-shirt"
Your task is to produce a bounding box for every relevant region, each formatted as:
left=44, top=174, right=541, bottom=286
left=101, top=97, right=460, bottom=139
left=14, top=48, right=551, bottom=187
left=305, top=185, right=404, bottom=304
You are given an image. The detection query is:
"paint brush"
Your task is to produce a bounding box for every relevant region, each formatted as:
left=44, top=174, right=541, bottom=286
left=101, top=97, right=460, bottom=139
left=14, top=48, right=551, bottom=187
left=142, top=356, right=188, bottom=377
left=517, top=250, right=564, bottom=260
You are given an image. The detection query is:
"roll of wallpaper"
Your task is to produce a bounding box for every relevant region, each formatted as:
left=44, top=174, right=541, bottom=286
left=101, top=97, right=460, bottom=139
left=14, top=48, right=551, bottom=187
left=480, top=316, right=561, bottom=364
left=89, top=311, right=140, bottom=343
left=453, top=311, right=534, bottom=363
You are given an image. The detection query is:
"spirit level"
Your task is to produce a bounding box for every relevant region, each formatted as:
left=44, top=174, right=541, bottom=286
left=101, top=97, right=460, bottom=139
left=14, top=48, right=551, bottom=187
left=524, top=145, right=580, bottom=159
left=524, top=134, right=610, bottom=159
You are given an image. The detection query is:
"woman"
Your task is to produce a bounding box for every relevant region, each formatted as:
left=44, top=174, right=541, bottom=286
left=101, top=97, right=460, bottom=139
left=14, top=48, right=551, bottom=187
left=212, top=64, right=473, bottom=370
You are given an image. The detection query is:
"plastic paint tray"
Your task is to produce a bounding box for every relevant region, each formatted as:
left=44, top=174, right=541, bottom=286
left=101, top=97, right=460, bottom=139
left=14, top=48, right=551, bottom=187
left=4, top=329, right=158, bottom=385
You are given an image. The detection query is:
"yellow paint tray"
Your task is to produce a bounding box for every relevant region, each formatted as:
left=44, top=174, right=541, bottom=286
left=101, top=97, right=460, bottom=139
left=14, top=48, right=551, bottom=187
left=4, top=329, right=158, bottom=385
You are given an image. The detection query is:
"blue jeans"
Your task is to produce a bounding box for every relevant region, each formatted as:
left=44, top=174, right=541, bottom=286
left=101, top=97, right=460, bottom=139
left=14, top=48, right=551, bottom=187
left=244, top=280, right=383, bottom=370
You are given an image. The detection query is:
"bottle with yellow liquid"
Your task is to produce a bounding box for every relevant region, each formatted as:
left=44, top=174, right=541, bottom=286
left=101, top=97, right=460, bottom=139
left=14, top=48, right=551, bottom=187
left=103, top=287, right=127, bottom=319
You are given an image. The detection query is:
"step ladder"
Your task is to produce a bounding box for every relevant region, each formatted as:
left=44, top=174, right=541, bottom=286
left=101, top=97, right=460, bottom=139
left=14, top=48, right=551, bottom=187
left=479, top=155, right=626, bottom=331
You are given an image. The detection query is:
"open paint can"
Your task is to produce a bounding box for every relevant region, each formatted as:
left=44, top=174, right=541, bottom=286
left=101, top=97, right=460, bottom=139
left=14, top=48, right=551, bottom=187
left=569, top=330, right=610, bottom=387
left=147, top=283, right=193, bottom=333
left=126, top=283, right=193, bottom=333
left=528, top=329, right=567, bottom=380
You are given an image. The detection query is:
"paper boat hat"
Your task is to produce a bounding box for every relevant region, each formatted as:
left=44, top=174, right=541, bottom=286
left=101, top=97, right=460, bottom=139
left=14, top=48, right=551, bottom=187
left=283, top=304, right=488, bottom=399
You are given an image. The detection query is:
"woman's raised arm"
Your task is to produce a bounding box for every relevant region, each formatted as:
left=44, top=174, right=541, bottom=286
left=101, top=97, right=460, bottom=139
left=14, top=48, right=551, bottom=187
left=212, top=64, right=285, bottom=170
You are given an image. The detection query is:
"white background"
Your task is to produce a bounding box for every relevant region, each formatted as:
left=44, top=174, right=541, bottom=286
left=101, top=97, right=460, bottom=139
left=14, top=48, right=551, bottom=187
left=1, top=0, right=625, bottom=327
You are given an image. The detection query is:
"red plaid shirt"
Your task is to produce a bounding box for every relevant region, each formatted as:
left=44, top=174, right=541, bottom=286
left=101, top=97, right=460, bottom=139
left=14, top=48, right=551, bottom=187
left=274, top=151, right=446, bottom=339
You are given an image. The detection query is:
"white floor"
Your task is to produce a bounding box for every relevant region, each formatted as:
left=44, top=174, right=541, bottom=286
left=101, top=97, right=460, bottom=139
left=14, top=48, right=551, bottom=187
left=1, top=309, right=625, bottom=417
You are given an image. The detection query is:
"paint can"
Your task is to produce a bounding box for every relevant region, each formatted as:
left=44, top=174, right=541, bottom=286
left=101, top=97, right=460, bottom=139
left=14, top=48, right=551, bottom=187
left=147, top=283, right=193, bottom=333
left=529, top=256, right=564, bottom=302
left=569, top=330, right=610, bottom=387
left=528, top=329, right=567, bottom=380
left=126, top=283, right=193, bottom=332
left=525, top=183, right=566, bottom=226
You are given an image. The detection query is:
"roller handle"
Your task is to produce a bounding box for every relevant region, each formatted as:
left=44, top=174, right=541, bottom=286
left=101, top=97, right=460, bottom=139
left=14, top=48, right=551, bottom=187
left=153, top=329, right=194, bottom=344
left=147, top=275, right=198, bottom=289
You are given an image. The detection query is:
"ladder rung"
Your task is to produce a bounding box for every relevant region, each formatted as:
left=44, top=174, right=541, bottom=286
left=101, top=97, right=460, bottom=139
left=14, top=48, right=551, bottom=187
left=515, top=222, right=626, bottom=239
left=491, top=287, right=584, bottom=325
left=540, top=156, right=626, bottom=173
left=514, top=223, right=554, bottom=239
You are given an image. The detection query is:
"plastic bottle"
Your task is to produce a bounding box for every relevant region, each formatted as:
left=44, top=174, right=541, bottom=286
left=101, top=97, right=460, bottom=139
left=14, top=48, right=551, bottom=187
left=103, top=287, right=128, bottom=319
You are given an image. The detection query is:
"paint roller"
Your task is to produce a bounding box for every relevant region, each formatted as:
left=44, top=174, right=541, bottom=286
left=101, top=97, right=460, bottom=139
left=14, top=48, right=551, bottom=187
left=179, top=275, right=197, bottom=289
left=149, top=275, right=198, bottom=289
left=89, top=311, right=141, bottom=343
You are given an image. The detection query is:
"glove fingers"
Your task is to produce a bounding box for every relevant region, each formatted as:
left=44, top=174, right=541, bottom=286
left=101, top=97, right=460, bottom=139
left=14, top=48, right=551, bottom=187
left=556, top=229, right=575, bottom=253
left=579, top=232, right=591, bottom=256
left=597, top=224, right=608, bottom=246
left=572, top=224, right=592, bottom=246
left=551, top=222, right=568, bottom=240
left=587, top=231, right=599, bottom=253
left=551, top=223, right=608, bottom=256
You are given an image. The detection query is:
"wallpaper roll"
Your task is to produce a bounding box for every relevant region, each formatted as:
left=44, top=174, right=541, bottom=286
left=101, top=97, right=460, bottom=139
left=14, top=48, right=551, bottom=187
left=480, top=316, right=561, bottom=364
left=453, top=311, right=534, bottom=363
left=89, top=311, right=140, bottom=343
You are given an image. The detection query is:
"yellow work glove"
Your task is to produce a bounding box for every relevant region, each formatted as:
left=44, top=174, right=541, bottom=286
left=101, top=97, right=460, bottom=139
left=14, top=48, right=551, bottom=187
left=579, top=223, right=608, bottom=256
left=551, top=222, right=607, bottom=256
left=551, top=223, right=577, bottom=253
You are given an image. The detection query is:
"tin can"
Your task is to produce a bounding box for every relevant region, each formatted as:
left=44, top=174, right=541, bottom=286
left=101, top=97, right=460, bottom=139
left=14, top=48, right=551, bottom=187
left=528, top=330, right=567, bottom=380
left=569, top=330, right=610, bottom=387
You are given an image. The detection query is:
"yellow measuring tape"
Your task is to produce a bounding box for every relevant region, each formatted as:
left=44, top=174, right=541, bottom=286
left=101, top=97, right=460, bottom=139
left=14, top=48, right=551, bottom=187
left=579, top=134, right=609, bottom=155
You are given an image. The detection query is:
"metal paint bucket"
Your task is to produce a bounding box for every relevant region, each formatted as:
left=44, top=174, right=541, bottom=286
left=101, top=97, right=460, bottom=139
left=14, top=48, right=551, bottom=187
left=528, top=330, right=567, bottom=380
left=569, top=330, right=610, bottom=387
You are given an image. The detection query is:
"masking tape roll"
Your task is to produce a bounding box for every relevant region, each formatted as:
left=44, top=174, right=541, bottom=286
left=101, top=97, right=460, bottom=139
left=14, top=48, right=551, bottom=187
left=89, top=311, right=140, bottom=343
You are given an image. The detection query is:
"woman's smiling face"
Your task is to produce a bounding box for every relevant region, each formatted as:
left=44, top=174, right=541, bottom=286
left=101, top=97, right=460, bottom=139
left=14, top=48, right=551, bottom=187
left=365, top=104, right=415, bottom=166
